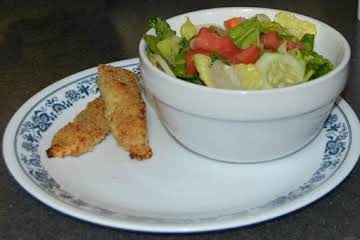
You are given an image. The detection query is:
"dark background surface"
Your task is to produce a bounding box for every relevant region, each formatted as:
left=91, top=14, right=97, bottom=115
left=1, top=0, right=359, bottom=239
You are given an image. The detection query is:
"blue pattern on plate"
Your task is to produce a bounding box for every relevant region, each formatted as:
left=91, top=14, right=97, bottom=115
left=13, top=62, right=351, bottom=222
left=263, top=110, right=350, bottom=209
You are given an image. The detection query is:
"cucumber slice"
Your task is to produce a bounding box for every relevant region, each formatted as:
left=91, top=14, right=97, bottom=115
left=232, top=64, right=265, bottom=90
left=193, top=54, right=214, bottom=87
left=255, top=52, right=305, bottom=88
left=211, top=60, right=241, bottom=89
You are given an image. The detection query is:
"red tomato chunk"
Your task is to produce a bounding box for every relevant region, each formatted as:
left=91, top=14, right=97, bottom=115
left=192, top=27, right=261, bottom=66
left=224, top=17, right=242, bottom=29
left=287, top=40, right=305, bottom=50
left=193, top=27, right=239, bottom=54
left=185, top=49, right=211, bottom=75
left=227, top=44, right=261, bottom=64
left=260, top=31, right=283, bottom=51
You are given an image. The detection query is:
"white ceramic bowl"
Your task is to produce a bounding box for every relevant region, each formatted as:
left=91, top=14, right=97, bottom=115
left=139, top=7, right=351, bottom=163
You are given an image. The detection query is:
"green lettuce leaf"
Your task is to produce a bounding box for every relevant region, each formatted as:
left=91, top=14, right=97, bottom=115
left=143, top=35, right=161, bottom=55
left=300, top=34, right=315, bottom=52
left=180, top=17, right=197, bottom=40
left=255, top=14, right=271, bottom=23
left=147, top=16, right=175, bottom=40
left=156, top=35, right=181, bottom=65
left=288, top=49, right=334, bottom=81
left=193, top=54, right=213, bottom=86
left=304, top=51, right=334, bottom=80
left=144, top=17, right=181, bottom=68
left=228, top=17, right=260, bottom=48
left=173, top=38, right=191, bottom=78
left=259, top=21, right=293, bottom=39
left=171, top=38, right=205, bottom=85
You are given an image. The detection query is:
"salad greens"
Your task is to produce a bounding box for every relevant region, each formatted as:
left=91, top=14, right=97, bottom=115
left=193, top=54, right=213, bottom=86
left=148, top=16, right=176, bottom=40
left=143, top=12, right=334, bottom=90
left=180, top=17, right=197, bottom=40
left=229, top=17, right=261, bottom=48
left=289, top=33, right=334, bottom=81
left=303, top=50, right=334, bottom=81
left=274, top=12, right=317, bottom=40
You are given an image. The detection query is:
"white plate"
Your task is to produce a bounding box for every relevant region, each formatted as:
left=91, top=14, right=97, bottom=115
left=3, top=58, right=360, bottom=233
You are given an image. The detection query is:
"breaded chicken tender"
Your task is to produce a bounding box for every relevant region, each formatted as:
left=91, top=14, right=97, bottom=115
left=98, top=64, right=152, bottom=160
left=47, top=97, right=109, bottom=158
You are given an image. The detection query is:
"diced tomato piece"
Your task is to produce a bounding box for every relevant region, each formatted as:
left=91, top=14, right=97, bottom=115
left=220, top=48, right=243, bottom=61
left=185, top=49, right=211, bottom=75
left=224, top=17, right=242, bottom=29
left=228, top=44, right=261, bottom=64
left=191, top=27, right=259, bottom=66
left=260, top=31, right=283, bottom=50
left=193, top=27, right=239, bottom=55
left=286, top=40, right=304, bottom=50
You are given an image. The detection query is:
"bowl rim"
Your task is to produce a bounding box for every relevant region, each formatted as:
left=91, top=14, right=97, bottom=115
left=139, top=7, right=351, bottom=95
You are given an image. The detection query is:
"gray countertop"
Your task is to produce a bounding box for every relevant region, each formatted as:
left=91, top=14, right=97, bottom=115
left=1, top=0, right=360, bottom=239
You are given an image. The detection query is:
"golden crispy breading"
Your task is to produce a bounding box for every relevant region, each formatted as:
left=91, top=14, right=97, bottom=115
left=46, top=97, right=109, bottom=158
left=97, top=64, right=152, bottom=160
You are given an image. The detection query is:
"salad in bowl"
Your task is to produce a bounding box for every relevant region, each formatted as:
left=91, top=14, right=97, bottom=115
left=139, top=7, right=350, bottom=162
left=144, top=12, right=334, bottom=90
